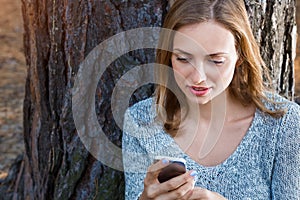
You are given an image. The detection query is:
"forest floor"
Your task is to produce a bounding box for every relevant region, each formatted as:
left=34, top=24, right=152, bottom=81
left=0, top=0, right=26, bottom=179
left=0, top=0, right=299, bottom=180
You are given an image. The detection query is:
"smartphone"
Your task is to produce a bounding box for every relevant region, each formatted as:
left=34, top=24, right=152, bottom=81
left=154, top=156, right=187, bottom=183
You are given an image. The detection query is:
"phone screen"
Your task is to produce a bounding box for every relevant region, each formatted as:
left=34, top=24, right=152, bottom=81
left=155, top=157, right=186, bottom=183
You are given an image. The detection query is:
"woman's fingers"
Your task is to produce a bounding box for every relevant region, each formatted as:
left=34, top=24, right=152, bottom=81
left=160, top=170, right=197, bottom=192
left=156, top=174, right=196, bottom=200
left=145, top=158, right=169, bottom=183
left=141, top=158, right=199, bottom=200
left=189, top=187, right=206, bottom=199
left=141, top=158, right=170, bottom=199
left=145, top=170, right=197, bottom=198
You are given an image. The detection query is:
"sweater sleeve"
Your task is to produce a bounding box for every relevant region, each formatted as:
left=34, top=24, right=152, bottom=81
left=122, top=130, right=147, bottom=200
left=271, top=103, right=300, bottom=199
left=122, top=106, right=151, bottom=200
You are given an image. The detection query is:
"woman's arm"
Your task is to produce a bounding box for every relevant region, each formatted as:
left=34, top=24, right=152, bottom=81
left=122, top=105, right=197, bottom=200
left=122, top=105, right=152, bottom=200
left=122, top=127, right=149, bottom=199
left=271, top=103, right=300, bottom=199
left=122, top=122, right=196, bottom=200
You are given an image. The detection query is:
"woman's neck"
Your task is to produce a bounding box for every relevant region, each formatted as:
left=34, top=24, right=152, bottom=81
left=186, top=90, right=253, bottom=124
left=177, top=90, right=255, bottom=160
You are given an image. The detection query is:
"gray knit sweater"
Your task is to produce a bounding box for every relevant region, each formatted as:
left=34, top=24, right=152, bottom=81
left=122, top=94, right=300, bottom=199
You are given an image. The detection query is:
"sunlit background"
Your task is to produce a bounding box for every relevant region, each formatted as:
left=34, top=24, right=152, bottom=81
left=0, top=0, right=299, bottom=178
left=0, top=0, right=26, bottom=178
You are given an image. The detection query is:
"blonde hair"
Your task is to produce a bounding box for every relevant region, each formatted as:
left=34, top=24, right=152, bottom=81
left=155, top=0, right=285, bottom=133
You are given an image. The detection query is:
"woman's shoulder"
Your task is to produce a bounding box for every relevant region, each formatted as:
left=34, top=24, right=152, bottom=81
left=124, top=96, right=157, bottom=126
left=253, top=92, right=299, bottom=134
left=263, top=91, right=300, bottom=114
left=261, top=92, right=300, bottom=135
left=123, top=96, right=167, bottom=143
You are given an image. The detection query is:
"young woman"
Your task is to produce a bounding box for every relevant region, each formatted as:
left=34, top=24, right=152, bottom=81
left=122, top=0, right=300, bottom=199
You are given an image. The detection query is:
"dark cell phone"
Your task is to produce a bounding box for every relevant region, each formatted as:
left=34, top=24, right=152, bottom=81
left=154, top=156, right=186, bottom=183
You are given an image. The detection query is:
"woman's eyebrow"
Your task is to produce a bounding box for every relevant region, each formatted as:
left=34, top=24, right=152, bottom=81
left=208, top=52, right=228, bottom=57
left=173, top=49, right=228, bottom=57
left=172, top=48, right=193, bottom=56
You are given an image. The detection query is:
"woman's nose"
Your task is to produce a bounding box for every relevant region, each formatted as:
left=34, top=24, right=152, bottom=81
left=191, top=62, right=207, bottom=84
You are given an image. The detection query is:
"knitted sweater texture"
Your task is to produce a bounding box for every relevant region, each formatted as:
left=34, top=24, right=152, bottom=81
left=122, top=94, right=300, bottom=199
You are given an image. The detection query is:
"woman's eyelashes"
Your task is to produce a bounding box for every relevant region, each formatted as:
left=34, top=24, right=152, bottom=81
left=208, top=59, right=225, bottom=65
left=174, top=53, right=226, bottom=66
left=175, top=57, right=225, bottom=66
left=176, top=56, right=191, bottom=63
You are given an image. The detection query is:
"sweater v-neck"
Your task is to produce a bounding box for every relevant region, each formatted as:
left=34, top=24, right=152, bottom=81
left=165, top=108, right=261, bottom=172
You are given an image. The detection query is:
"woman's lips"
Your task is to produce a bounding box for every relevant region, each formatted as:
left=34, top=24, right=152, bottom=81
left=189, top=86, right=211, bottom=96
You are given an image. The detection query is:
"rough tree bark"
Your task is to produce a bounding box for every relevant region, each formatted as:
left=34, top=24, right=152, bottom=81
left=245, top=0, right=297, bottom=100
left=0, top=0, right=296, bottom=200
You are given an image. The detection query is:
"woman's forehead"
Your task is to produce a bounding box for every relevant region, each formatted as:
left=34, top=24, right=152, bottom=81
left=172, top=21, right=236, bottom=56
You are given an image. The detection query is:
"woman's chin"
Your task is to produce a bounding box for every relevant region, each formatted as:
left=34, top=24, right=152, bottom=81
left=186, top=95, right=213, bottom=105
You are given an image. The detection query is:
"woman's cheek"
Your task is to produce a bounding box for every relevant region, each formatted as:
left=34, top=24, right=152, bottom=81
left=219, top=64, right=236, bottom=87
left=174, top=64, right=199, bottom=80
left=172, top=63, right=189, bottom=80
left=173, top=68, right=186, bottom=86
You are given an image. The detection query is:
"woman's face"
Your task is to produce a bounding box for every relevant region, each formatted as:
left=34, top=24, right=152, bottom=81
left=171, top=21, right=238, bottom=105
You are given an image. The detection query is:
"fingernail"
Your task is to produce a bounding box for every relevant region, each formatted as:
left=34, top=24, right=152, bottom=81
left=190, top=171, right=198, bottom=177
left=190, top=171, right=198, bottom=181
left=162, top=158, right=169, bottom=164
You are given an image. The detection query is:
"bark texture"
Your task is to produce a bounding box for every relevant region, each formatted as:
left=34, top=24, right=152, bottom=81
left=245, top=0, right=297, bottom=99
left=0, top=0, right=296, bottom=200
left=1, top=0, right=168, bottom=199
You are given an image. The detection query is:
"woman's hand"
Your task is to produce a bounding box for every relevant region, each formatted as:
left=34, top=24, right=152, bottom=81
left=189, top=187, right=227, bottom=200
left=139, top=159, right=197, bottom=200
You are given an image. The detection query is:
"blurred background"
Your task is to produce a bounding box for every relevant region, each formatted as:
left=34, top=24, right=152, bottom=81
left=0, top=0, right=25, bottom=178
left=0, top=0, right=299, bottom=178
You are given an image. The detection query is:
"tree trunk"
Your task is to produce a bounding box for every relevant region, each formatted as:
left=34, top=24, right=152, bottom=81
left=0, top=0, right=296, bottom=199
left=245, top=0, right=297, bottom=100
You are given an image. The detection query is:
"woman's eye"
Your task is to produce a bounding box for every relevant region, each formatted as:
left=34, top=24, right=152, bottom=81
left=209, top=60, right=225, bottom=65
left=176, top=57, right=190, bottom=63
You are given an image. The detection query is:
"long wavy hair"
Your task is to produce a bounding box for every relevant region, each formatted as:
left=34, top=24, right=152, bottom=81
left=155, top=0, right=284, bottom=134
